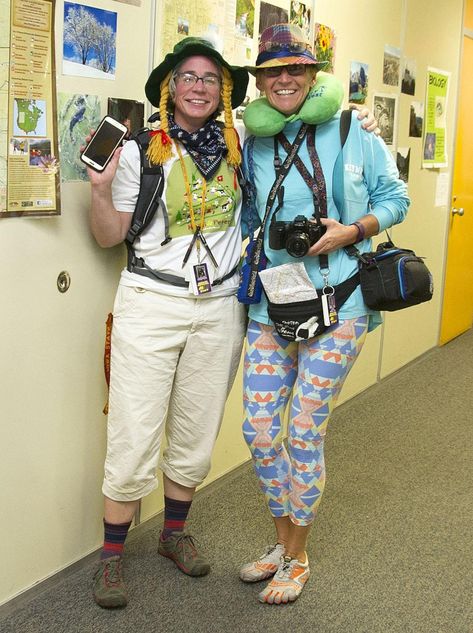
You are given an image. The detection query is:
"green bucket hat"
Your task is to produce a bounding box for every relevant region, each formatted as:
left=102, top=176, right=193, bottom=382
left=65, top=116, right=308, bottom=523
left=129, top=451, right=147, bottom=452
left=145, top=37, right=249, bottom=109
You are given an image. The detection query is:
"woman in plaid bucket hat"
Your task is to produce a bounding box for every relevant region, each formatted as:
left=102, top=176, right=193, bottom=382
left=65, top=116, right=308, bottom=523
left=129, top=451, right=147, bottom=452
left=239, top=24, right=410, bottom=604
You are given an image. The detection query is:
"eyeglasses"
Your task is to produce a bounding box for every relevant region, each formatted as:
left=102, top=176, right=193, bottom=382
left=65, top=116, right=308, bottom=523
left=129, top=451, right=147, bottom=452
left=175, top=72, right=221, bottom=89
left=261, top=64, right=307, bottom=78
left=260, top=41, right=309, bottom=54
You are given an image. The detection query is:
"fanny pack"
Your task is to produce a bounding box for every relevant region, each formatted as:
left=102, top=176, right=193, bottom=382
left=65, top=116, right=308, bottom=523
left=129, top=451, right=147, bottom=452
left=267, top=273, right=359, bottom=341
left=347, top=241, right=433, bottom=311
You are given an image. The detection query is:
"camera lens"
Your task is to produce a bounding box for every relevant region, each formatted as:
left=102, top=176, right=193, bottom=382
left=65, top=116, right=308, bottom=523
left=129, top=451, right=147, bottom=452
left=286, top=232, right=310, bottom=258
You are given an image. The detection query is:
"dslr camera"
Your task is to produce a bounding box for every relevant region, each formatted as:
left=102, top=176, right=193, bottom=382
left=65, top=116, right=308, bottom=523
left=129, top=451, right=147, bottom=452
left=269, top=215, right=326, bottom=258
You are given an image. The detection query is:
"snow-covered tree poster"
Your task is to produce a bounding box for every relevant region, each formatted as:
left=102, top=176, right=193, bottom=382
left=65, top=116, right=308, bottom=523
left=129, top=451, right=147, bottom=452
left=62, top=2, right=117, bottom=80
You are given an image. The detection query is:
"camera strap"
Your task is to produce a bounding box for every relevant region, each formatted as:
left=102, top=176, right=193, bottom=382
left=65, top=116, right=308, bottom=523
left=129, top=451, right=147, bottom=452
left=274, top=126, right=329, bottom=270
left=245, top=123, right=309, bottom=300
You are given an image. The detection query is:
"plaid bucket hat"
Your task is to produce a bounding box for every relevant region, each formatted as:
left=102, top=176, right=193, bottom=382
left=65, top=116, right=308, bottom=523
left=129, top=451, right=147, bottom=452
left=246, top=23, right=328, bottom=75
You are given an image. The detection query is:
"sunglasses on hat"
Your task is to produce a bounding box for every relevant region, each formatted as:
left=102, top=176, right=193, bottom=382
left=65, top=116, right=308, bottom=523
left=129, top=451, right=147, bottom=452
left=259, top=41, right=310, bottom=54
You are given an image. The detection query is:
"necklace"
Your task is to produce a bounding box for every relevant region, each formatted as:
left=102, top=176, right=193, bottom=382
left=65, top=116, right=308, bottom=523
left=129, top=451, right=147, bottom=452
left=175, top=141, right=218, bottom=268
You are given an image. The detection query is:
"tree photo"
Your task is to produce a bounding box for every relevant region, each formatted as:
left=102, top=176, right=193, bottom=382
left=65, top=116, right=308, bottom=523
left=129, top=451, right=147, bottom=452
left=63, top=2, right=118, bottom=80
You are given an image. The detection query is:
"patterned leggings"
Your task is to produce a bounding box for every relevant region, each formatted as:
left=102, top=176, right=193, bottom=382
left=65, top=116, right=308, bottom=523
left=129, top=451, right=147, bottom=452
left=243, top=317, right=369, bottom=526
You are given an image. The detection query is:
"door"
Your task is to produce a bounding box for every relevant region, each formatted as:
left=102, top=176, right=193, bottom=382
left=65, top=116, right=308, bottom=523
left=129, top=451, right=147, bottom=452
left=440, top=2, right=473, bottom=344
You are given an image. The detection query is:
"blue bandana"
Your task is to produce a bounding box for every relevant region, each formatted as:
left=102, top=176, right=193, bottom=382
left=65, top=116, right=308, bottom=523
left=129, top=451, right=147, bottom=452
left=168, top=114, right=227, bottom=180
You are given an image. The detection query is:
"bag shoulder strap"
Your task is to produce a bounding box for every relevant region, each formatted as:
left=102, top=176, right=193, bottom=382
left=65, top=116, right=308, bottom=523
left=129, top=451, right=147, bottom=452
left=124, top=128, right=167, bottom=247
left=242, top=135, right=258, bottom=237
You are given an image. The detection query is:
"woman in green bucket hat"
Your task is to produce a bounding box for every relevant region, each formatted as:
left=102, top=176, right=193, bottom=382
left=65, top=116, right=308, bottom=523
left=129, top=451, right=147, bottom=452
left=88, top=37, right=249, bottom=609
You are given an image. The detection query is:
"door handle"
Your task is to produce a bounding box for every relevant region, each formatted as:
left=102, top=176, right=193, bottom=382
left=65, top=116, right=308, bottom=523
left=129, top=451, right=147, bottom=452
left=452, top=207, right=465, bottom=216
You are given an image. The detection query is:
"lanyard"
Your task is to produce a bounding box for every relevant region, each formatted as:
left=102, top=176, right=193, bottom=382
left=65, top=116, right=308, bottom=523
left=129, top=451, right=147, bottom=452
left=245, top=123, right=309, bottom=299
left=175, top=141, right=218, bottom=268
left=274, top=126, right=329, bottom=271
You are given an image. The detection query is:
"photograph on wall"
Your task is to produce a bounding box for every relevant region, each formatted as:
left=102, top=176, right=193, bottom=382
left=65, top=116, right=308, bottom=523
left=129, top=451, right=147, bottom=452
left=235, top=0, right=254, bottom=38
left=401, top=57, right=416, bottom=95
left=383, top=45, right=400, bottom=87
left=373, top=93, right=397, bottom=147
left=259, top=2, right=288, bottom=34
left=409, top=101, right=424, bottom=137
left=314, top=23, right=336, bottom=73
left=63, top=2, right=117, bottom=81
left=290, top=1, right=310, bottom=40
left=396, top=147, right=410, bottom=183
left=349, top=61, right=369, bottom=104
left=422, top=67, right=450, bottom=168
left=57, top=93, right=101, bottom=182
left=177, top=17, right=189, bottom=35
left=108, top=98, right=144, bottom=136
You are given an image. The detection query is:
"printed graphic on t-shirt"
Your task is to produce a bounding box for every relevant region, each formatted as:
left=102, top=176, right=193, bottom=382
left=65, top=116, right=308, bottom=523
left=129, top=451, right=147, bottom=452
left=166, top=155, right=240, bottom=238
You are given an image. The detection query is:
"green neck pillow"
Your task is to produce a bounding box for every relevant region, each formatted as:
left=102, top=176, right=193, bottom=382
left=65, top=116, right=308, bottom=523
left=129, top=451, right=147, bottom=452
left=243, top=71, right=344, bottom=137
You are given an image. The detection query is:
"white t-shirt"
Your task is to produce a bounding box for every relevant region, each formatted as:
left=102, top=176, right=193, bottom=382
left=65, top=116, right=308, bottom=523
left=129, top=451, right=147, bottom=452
left=112, top=138, right=243, bottom=298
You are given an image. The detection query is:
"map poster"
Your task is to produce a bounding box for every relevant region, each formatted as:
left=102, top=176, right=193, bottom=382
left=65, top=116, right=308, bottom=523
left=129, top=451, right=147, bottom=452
left=422, top=67, right=450, bottom=169
left=3, top=0, right=60, bottom=218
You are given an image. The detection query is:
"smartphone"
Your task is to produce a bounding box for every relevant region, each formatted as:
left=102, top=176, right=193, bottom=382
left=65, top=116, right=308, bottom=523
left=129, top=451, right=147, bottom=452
left=80, top=116, right=128, bottom=172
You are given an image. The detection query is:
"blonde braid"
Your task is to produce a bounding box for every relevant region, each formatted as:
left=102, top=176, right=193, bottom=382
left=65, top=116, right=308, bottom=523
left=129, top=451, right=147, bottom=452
left=147, top=71, right=173, bottom=165
left=221, top=67, right=241, bottom=169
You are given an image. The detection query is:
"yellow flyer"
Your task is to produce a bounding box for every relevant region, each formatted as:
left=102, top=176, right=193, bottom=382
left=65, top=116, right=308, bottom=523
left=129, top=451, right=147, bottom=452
left=422, top=67, right=450, bottom=169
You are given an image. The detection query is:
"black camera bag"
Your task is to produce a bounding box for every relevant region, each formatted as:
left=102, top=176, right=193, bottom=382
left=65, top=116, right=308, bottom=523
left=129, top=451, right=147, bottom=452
left=351, top=241, right=433, bottom=311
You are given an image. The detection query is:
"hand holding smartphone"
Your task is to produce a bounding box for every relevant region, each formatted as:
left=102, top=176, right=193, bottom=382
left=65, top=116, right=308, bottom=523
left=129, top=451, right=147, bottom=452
left=80, top=116, right=128, bottom=172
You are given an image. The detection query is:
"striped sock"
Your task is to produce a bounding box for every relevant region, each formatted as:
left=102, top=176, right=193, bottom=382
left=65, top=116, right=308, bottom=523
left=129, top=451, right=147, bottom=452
left=160, top=496, right=192, bottom=541
left=100, top=519, right=132, bottom=560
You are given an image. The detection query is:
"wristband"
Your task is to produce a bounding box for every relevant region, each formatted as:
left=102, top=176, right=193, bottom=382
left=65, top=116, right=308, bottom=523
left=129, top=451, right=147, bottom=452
left=350, top=221, right=366, bottom=243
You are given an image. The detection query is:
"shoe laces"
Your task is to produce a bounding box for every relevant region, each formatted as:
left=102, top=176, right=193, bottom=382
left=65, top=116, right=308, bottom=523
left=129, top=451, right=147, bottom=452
left=104, top=558, right=122, bottom=586
left=175, top=533, right=199, bottom=557
left=277, top=556, right=297, bottom=580
left=259, top=543, right=281, bottom=560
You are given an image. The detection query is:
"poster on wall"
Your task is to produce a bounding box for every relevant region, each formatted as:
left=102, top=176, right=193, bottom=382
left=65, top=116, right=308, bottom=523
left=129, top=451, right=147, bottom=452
left=157, top=0, right=255, bottom=78
left=383, top=45, right=400, bottom=87
left=373, top=93, right=398, bottom=147
left=108, top=98, right=144, bottom=136
left=409, top=101, right=423, bottom=137
left=422, top=67, right=450, bottom=169
left=62, top=2, right=117, bottom=81
left=57, top=92, right=100, bottom=182
left=396, top=147, right=410, bottom=183
left=313, top=23, right=336, bottom=73
left=290, top=1, right=310, bottom=40
left=2, top=0, right=61, bottom=218
left=259, top=2, right=288, bottom=34
left=159, top=0, right=235, bottom=67
left=401, top=57, right=416, bottom=95
left=235, top=0, right=254, bottom=38
left=349, top=61, right=369, bottom=104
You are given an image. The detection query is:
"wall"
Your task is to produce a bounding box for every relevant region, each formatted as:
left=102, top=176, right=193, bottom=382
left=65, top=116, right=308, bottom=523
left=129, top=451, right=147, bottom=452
left=0, top=0, right=464, bottom=605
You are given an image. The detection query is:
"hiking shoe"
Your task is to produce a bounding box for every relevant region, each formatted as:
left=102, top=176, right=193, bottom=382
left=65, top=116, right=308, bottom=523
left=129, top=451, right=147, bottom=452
left=93, top=556, right=128, bottom=608
left=239, top=543, right=285, bottom=582
left=258, top=554, right=310, bottom=604
left=158, top=532, right=210, bottom=576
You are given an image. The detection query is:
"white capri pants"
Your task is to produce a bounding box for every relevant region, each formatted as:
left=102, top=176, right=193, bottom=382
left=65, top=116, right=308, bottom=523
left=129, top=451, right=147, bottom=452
left=103, top=284, right=246, bottom=502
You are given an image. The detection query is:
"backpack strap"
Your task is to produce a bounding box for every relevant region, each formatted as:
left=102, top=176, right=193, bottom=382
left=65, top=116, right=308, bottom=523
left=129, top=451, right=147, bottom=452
left=332, top=109, right=352, bottom=217
left=339, top=108, right=352, bottom=149
left=124, top=128, right=166, bottom=247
